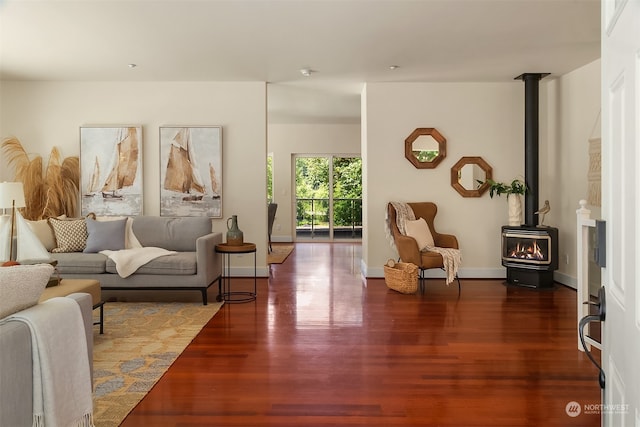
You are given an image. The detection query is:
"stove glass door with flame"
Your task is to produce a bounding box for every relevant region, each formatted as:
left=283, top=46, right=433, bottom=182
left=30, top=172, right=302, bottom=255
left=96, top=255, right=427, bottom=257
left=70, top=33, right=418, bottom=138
left=502, top=232, right=551, bottom=265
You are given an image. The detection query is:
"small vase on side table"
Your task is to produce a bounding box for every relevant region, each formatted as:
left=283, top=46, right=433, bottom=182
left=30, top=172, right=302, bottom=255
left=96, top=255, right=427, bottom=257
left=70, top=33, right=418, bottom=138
left=226, top=215, right=244, bottom=245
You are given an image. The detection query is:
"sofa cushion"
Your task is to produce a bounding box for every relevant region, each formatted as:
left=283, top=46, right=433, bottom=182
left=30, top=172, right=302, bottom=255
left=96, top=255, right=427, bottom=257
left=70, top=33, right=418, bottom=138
left=50, top=252, right=108, bottom=274
left=0, top=264, right=54, bottom=318
left=49, top=218, right=88, bottom=253
left=95, top=216, right=142, bottom=249
left=105, top=252, right=197, bottom=275
left=25, top=215, right=66, bottom=251
left=132, top=217, right=211, bottom=252
left=84, top=218, right=127, bottom=253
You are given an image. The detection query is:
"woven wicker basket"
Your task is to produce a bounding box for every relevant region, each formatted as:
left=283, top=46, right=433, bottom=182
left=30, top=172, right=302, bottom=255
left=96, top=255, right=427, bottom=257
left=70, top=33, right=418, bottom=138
left=383, top=259, right=418, bottom=294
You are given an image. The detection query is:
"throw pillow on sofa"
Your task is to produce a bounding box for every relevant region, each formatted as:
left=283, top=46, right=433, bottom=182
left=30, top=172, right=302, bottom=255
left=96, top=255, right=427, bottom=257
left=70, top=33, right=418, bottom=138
left=0, top=263, right=54, bottom=318
left=49, top=218, right=88, bottom=253
left=25, top=215, right=67, bottom=251
left=94, top=216, right=142, bottom=249
left=84, top=218, right=127, bottom=253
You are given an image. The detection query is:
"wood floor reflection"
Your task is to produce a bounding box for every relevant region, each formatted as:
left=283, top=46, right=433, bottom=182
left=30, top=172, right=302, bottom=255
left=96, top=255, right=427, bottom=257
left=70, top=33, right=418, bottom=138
left=122, top=242, right=601, bottom=427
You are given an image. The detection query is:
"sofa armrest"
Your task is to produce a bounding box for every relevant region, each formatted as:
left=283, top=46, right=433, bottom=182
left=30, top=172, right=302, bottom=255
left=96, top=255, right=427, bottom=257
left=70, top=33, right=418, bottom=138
left=196, top=232, right=223, bottom=285
left=65, top=293, right=93, bottom=381
left=0, top=319, right=33, bottom=426
left=0, top=293, right=93, bottom=425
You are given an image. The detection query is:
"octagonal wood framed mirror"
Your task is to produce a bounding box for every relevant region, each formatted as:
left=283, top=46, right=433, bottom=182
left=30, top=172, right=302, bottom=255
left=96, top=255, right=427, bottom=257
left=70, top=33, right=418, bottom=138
left=404, top=128, right=446, bottom=169
left=451, top=156, right=493, bottom=197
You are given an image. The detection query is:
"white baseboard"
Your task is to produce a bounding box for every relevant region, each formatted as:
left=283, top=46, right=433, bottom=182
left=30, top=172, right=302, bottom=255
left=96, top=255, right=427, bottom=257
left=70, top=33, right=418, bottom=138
left=554, top=271, right=577, bottom=289
left=272, top=235, right=293, bottom=243
left=364, top=261, right=578, bottom=290
left=360, top=259, right=369, bottom=277
left=362, top=262, right=506, bottom=280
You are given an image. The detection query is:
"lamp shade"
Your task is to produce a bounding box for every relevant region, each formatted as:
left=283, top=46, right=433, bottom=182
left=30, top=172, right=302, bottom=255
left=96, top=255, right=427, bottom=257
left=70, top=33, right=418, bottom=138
left=0, top=182, right=26, bottom=209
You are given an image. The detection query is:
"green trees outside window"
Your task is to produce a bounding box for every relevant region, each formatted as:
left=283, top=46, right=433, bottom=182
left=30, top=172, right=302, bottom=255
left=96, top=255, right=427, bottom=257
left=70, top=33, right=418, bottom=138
left=332, top=157, right=362, bottom=228
left=295, top=157, right=329, bottom=227
left=295, top=156, right=361, bottom=239
left=267, top=155, right=273, bottom=203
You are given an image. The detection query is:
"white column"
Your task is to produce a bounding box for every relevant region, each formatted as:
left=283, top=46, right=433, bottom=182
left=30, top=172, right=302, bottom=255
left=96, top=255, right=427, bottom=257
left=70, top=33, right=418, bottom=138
left=576, top=199, right=596, bottom=351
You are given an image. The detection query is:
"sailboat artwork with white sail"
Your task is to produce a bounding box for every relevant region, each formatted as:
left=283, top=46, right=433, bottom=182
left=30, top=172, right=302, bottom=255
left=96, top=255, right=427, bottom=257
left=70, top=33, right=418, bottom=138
left=83, top=156, right=101, bottom=197
left=80, top=126, right=143, bottom=217
left=160, top=125, right=222, bottom=217
left=102, top=127, right=140, bottom=199
left=164, top=128, right=206, bottom=202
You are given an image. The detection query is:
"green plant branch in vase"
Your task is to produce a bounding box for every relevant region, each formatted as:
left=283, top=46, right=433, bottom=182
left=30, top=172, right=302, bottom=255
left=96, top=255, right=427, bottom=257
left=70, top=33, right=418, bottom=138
left=476, top=178, right=528, bottom=226
left=476, top=178, right=528, bottom=198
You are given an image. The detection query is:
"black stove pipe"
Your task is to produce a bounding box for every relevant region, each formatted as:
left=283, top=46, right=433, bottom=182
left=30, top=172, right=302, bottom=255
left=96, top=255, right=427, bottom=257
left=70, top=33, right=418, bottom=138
left=515, top=73, right=549, bottom=227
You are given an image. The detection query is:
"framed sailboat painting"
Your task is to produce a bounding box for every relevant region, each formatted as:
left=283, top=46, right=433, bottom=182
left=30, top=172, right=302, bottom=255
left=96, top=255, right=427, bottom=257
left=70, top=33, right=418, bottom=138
left=80, top=126, right=143, bottom=216
left=159, top=126, right=222, bottom=217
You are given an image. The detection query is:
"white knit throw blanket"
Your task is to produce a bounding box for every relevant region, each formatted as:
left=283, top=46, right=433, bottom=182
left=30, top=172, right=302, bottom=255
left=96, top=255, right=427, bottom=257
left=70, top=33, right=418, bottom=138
left=100, top=247, right=177, bottom=278
left=384, top=202, right=416, bottom=251
left=423, top=246, right=461, bottom=285
left=385, top=201, right=461, bottom=285
left=3, top=297, right=94, bottom=427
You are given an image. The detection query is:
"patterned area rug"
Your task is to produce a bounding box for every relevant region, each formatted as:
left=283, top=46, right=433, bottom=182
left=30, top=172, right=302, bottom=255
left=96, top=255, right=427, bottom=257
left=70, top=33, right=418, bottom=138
left=267, top=243, right=294, bottom=264
left=92, top=301, right=223, bottom=427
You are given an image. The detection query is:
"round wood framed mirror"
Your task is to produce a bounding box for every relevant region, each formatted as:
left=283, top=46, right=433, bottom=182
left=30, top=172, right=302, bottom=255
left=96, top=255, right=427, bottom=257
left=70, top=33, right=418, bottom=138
left=404, top=128, right=446, bottom=169
left=451, top=156, right=493, bottom=197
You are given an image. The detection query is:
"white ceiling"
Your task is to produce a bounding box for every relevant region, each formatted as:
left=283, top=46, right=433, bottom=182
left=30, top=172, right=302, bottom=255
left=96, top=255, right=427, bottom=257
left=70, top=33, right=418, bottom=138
left=0, top=0, right=601, bottom=124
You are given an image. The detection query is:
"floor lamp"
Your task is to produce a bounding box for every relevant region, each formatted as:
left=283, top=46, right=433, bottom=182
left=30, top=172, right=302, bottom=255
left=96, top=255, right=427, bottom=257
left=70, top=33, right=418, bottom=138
left=0, top=182, right=26, bottom=266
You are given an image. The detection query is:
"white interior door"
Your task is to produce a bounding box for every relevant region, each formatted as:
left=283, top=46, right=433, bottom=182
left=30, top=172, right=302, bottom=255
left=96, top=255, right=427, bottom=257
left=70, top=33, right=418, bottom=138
left=601, top=0, right=640, bottom=424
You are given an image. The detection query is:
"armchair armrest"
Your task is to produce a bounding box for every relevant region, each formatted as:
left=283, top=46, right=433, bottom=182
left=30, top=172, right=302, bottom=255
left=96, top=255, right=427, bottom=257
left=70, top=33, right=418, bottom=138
left=433, top=232, right=459, bottom=249
left=394, top=234, right=422, bottom=265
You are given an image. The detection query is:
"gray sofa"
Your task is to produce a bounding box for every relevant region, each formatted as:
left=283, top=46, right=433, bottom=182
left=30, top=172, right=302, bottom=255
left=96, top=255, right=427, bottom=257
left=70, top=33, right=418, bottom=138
left=49, top=216, right=223, bottom=305
left=0, top=292, right=93, bottom=427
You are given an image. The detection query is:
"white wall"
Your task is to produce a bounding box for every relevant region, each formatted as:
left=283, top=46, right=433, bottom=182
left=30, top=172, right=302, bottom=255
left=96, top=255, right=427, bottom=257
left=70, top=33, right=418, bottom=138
left=267, top=123, right=361, bottom=241
left=363, top=82, right=524, bottom=278
left=0, top=81, right=268, bottom=275
left=541, top=59, right=601, bottom=287
left=362, top=66, right=601, bottom=284
left=0, top=67, right=600, bottom=283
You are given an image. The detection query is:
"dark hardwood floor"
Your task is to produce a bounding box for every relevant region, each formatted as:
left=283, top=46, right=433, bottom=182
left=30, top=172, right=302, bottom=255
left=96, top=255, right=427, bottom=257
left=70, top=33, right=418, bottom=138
left=123, top=242, right=601, bottom=426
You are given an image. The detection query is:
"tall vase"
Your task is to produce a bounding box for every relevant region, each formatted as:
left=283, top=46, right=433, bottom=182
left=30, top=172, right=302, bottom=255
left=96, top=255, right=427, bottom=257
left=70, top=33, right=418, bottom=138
left=226, top=215, right=244, bottom=245
left=507, top=194, right=522, bottom=226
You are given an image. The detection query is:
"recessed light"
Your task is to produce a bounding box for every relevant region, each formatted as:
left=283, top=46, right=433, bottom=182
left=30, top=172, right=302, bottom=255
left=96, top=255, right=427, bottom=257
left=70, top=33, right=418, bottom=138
left=389, top=65, right=399, bottom=70
left=300, top=68, right=314, bottom=77
left=128, top=64, right=137, bottom=69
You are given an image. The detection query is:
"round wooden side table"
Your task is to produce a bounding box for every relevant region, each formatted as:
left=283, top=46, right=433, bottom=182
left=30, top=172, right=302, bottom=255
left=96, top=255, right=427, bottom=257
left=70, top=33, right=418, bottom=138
left=214, top=242, right=257, bottom=303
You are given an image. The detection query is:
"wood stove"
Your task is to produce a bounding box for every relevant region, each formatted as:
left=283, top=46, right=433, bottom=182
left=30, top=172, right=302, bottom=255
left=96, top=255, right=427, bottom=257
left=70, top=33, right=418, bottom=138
left=505, top=73, right=558, bottom=289
left=502, top=225, right=558, bottom=288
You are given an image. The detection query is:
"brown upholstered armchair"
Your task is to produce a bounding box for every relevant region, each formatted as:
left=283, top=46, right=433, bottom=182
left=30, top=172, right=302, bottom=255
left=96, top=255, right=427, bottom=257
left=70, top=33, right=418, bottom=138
left=387, top=202, right=461, bottom=292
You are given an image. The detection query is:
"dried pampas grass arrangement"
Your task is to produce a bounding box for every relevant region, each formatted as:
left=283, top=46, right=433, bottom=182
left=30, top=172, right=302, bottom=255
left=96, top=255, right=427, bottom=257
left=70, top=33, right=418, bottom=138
left=1, top=136, right=79, bottom=220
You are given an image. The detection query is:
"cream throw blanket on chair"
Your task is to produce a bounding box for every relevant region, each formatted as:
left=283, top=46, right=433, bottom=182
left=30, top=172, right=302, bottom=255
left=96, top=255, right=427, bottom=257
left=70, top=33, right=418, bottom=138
left=422, top=246, right=461, bottom=285
left=385, top=201, right=461, bottom=285
left=385, top=201, right=416, bottom=251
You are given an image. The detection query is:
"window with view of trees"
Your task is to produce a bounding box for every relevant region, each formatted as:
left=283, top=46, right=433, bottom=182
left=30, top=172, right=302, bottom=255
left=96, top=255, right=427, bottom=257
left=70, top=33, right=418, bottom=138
left=295, top=156, right=361, bottom=240
left=267, top=154, right=273, bottom=203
